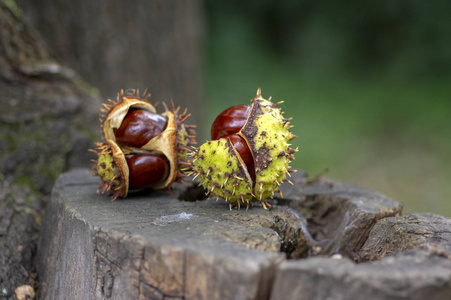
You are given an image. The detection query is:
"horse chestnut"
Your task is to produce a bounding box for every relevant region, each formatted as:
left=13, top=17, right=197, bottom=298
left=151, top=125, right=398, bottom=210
left=91, top=89, right=196, bottom=200
left=191, top=88, right=297, bottom=210
left=211, top=105, right=250, bottom=140
left=223, top=133, right=256, bottom=183
left=93, top=140, right=171, bottom=197
left=126, top=154, right=170, bottom=190
left=115, top=109, right=168, bottom=148
left=211, top=107, right=256, bottom=183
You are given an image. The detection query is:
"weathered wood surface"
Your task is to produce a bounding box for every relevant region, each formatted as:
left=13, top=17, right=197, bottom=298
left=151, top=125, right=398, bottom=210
left=0, top=181, right=40, bottom=299
left=38, top=169, right=451, bottom=299
left=359, top=212, right=451, bottom=261
left=271, top=249, right=451, bottom=300
left=278, top=174, right=404, bottom=261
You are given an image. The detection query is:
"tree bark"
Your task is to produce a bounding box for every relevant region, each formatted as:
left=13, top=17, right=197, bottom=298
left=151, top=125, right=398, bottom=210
left=0, top=2, right=101, bottom=194
left=17, top=0, right=205, bottom=129
left=0, top=2, right=100, bottom=297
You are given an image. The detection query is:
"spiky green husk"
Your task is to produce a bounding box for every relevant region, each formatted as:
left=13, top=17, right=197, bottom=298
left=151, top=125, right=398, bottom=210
left=97, top=148, right=119, bottom=184
left=241, top=94, right=297, bottom=201
left=90, top=141, right=128, bottom=201
left=171, top=102, right=197, bottom=178
left=194, top=139, right=254, bottom=205
left=192, top=88, right=297, bottom=209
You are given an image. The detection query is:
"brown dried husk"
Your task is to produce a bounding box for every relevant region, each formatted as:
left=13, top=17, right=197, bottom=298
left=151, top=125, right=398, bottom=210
left=94, top=89, right=195, bottom=197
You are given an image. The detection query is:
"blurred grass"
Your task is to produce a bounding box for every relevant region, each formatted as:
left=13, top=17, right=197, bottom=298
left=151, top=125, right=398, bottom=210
left=203, top=2, right=451, bottom=216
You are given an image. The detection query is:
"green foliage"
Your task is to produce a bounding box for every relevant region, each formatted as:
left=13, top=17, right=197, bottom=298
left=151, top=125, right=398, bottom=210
left=204, top=1, right=451, bottom=216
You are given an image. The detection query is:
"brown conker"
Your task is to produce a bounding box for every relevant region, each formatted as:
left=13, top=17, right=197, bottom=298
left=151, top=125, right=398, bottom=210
left=211, top=105, right=250, bottom=140
left=115, top=109, right=168, bottom=148
left=211, top=105, right=256, bottom=183
left=223, top=133, right=256, bottom=183
left=126, top=154, right=170, bottom=190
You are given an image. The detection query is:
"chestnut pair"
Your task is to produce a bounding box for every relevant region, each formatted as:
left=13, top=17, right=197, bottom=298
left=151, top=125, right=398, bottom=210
left=91, top=90, right=195, bottom=200
left=92, top=89, right=296, bottom=209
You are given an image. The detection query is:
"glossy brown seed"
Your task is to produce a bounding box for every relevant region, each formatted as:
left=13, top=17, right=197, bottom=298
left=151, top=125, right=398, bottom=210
left=125, top=154, right=170, bottom=190
left=115, top=108, right=168, bottom=148
left=211, top=105, right=251, bottom=140
left=226, top=134, right=256, bottom=183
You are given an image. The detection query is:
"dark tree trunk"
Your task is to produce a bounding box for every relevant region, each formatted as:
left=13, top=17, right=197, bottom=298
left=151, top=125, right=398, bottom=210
left=16, top=0, right=205, bottom=129
left=0, top=3, right=101, bottom=194
left=0, top=2, right=100, bottom=298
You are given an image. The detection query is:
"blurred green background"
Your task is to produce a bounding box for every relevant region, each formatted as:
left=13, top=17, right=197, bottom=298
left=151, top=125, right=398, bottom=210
left=202, top=1, right=451, bottom=216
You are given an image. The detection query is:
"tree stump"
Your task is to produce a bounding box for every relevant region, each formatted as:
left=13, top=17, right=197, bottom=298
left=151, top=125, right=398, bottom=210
left=38, top=169, right=451, bottom=299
